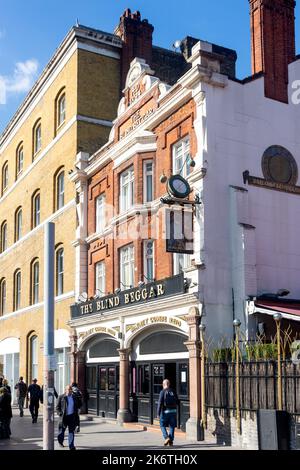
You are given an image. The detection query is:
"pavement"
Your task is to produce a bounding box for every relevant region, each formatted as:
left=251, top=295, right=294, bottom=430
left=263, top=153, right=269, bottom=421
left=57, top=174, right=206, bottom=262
left=0, top=407, right=236, bottom=451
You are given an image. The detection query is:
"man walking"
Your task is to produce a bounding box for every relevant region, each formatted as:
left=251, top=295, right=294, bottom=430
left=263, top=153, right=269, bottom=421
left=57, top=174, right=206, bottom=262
left=71, top=382, right=82, bottom=433
left=157, top=379, right=179, bottom=447
left=14, top=377, right=27, bottom=417
left=28, top=379, right=41, bottom=423
left=56, top=385, right=82, bottom=450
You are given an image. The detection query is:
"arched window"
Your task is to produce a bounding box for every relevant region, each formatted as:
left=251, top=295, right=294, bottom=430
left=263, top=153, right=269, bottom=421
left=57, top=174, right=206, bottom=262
left=0, top=278, right=6, bottom=316
left=55, top=168, right=65, bottom=211
left=30, top=335, right=38, bottom=380
left=32, top=191, right=41, bottom=228
left=56, top=90, right=66, bottom=129
left=0, top=221, right=7, bottom=253
left=31, top=259, right=40, bottom=305
left=14, top=269, right=21, bottom=311
left=1, top=161, right=8, bottom=195
left=33, top=119, right=42, bottom=158
left=15, top=207, right=22, bottom=242
left=56, top=247, right=64, bottom=296
left=16, top=143, right=24, bottom=178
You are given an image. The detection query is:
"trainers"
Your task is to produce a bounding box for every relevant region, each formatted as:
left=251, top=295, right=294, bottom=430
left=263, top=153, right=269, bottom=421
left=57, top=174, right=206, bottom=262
left=168, top=440, right=174, bottom=446
left=164, top=438, right=170, bottom=446
left=76, top=426, right=80, bottom=433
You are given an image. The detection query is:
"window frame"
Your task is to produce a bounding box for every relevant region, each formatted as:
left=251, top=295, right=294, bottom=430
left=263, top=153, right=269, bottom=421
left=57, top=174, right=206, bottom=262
left=55, top=169, right=65, bottom=211
left=143, top=240, right=155, bottom=282
left=14, top=269, right=22, bottom=311
left=56, top=247, right=64, bottom=296
left=57, top=93, right=66, bottom=128
left=119, top=166, right=134, bottom=213
left=143, top=160, right=154, bottom=203
left=173, top=253, right=191, bottom=275
left=0, top=221, right=7, bottom=253
left=16, top=143, right=24, bottom=179
left=95, top=261, right=106, bottom=296
left=0, top=278, right=6, bottom=316
left=1, top=161, right=8, bottom=195
left=15, top=207, right=22, bottom=242
left=172, top=136, right=191, bottom=178
left=119, top=244, right=135, bottom=290
left=31, top=259, right=40, bottom=305
left=95, top=193, right=106, bottom=234
left=32, top=191, right=41, bottom=228
left=30, top=335, right=38, bottom=381
left=33, top=120, right=42, bottom=158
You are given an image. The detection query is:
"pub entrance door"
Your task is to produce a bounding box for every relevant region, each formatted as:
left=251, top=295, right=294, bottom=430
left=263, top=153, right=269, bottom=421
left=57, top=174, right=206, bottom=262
left=134, top=361, right=189, bottom=431
left=86, top=364, right=119, bottom=419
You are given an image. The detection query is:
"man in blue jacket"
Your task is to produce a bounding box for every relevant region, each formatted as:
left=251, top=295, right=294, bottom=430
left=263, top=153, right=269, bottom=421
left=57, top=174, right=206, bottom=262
left=157, top=379, right=179, bottom=446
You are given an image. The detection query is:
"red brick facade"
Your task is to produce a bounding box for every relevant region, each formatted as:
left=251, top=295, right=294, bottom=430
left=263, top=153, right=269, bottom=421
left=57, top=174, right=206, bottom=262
left=249, top=0, right=296, bottom=103
left=86, top=78, right=197, bottom=297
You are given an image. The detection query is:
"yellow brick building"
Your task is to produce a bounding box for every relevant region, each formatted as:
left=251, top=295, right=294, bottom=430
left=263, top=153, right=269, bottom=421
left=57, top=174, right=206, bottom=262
left=0, top=25, right=121, bottom=400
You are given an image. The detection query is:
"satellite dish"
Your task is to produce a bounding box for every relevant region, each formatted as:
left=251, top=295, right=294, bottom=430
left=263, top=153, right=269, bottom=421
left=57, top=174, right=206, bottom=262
left=173, top=39, right=182, bottom=50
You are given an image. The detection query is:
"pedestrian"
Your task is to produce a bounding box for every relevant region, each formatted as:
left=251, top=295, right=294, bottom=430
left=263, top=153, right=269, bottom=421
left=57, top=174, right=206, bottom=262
left=157, top=379, right=179, bottom=447
left=0, top=387, right=12, bottom=439
left=56, top=385, right=82, bottom=450
left=2, top=379, right=11, bottom=395
left=71, top=382, right=82, bottom=433
left=0, top=376, right=3, bottom=388
left=40, top=384, right=58, bottom=404
left=28, top=379, right=41, bottom=423
left=14, top=377, right=27, bottom=417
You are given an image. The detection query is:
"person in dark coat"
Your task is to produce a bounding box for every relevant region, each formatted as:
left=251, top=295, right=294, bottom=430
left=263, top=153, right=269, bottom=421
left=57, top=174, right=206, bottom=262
left=0, top=387, right=12, bottom=439
left=2, top=379, right=11, bottom=395
left=14, top=377, right=27, bottom=417
left=56, top=385, right=82, bottom=450
left=157, top=379, right=179, bottom=447
left=28, top=379, right=41, bottom=423
left=71, top=382, right=82, bottom=433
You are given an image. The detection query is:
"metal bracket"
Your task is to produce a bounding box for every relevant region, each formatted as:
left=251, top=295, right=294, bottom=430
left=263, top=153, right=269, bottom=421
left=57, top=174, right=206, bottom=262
left=160, top=194, right=202, bottom=206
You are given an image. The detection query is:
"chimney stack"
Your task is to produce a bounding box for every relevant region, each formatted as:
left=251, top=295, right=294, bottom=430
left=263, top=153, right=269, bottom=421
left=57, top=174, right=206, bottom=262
left=115, top=9, right=154, bottom=89
left=249, top=0, right=296, bottom=103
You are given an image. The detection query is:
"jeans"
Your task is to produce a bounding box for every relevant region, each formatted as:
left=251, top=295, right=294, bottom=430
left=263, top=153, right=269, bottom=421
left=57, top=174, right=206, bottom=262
left=18, top=397, right=25, bottom=416
left=29, top=400, right=39, bottom=420
left=159, top=411, right=177, bottom=442
left=58, top=414, right=76, bottom=449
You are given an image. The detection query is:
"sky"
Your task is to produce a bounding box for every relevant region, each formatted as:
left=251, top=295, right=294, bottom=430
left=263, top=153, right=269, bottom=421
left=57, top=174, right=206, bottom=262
left=0, top=0, right=300, bottom=133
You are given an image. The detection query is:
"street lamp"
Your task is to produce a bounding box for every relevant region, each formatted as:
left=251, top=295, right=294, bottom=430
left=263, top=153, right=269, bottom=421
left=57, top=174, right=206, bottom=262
left=199, top=324, right=206, bottom=429
left=233, top=319, right=241, bottom=434
left=273, top=312, right=283, bottom=411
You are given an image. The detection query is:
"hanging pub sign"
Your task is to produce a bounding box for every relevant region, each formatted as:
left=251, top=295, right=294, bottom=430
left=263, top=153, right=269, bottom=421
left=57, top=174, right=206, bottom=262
left=165, top=207, right=194, bottom=254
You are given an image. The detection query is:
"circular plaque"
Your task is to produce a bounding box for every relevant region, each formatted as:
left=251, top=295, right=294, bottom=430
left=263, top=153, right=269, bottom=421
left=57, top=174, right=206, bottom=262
left=262, top=145, right=298, bottom=185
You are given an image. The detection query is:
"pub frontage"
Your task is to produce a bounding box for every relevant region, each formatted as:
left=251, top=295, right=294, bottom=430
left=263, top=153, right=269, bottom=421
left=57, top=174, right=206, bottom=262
left=69, top=274, right=200, bottom=432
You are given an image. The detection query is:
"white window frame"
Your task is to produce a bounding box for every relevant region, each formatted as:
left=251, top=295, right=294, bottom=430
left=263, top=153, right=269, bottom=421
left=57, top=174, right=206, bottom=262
left=57, top=171, right=65, bottom=210
left=14, top=270, right=21, bottom=311
left=172, top=137, right=190, bottom=178
left=173, top=253, right=191, bottom=275
left=143, top=160, right=154, bottom=203
left=15, top=209, right=22, bottom=241
left=31, top=336, right=38, bottom=381
left=58, top=94, right=66, bottom=127
left=95, top=261, right=106, bottom=296
left=56, top=248, right=64, bottom=296
left=120, top=167, right=134, bottom=213
left=34, top=124, right=42, bottom=155
left=2, top=163, right=8, bottom=193
left=33, top=193, right=41, bottom=227
left=143, top=240, right=155, bottom=282
left=17, top=147, right=24, bottom=176
left=0, top=279, right=6, bottom=316
left=32, top=261, right=39, bottom=305
left=96, top=194, right=106, bottom=234
left=1, top=222, right=7, bottom=253
left=120, top=244, right=135, bottom=290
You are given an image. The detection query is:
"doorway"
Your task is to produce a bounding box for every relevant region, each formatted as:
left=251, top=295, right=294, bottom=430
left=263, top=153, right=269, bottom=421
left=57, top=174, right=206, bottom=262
left=86, top=363, right=119, bottom=419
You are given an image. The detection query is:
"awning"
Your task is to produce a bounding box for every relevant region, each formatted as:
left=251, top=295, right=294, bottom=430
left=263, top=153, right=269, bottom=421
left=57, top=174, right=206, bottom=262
left=247, top=299, right=300, bottom=322
left=0, top=337, right=20, bottom=355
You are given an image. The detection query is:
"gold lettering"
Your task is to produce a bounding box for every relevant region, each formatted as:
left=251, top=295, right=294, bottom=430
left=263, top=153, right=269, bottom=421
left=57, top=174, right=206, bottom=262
left=130, top=292, right=135, bottom=303
left=124, top=293, right=130, bottom=304
left=135, top=290, right=141, bottom=301
left=114, top=296, right=120, bottom=307
left=157, top=284, right=165, bottom=297
left=96, top=301, right=101, bottom=311
left=148, top=286, right=155, bottom=298
left=109, top=298, right=114, bottom=308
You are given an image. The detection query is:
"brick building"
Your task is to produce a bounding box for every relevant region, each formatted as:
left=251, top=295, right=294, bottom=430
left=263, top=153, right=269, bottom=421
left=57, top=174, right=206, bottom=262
left=70, top=0, right=300, bottom=443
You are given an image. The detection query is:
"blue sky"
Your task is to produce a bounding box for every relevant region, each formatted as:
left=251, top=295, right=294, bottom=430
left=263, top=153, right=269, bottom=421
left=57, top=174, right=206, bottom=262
left=0, top=0, right=299, bottom=133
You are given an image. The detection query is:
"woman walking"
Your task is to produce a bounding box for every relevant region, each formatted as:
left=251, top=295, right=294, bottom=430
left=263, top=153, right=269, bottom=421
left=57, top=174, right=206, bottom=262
left=0, top=387, right=12, bottom=439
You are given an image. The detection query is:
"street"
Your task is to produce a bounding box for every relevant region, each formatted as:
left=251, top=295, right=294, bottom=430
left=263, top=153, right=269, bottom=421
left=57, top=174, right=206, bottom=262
left=0, top=408, right=236, bottom=450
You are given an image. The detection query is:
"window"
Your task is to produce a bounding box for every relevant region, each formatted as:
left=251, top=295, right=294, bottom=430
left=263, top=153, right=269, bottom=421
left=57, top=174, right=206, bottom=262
left=120, top=167, right=134, bottom=213
left=95, top=261, right=106, bottom=296
left=32, top=191, right=41, bottom=228
left=0, top=221, right=7, bottom=253
left=143, top=160, right=154, bottom=203
left=14, top=270, right=21, bottom=311
left=173, top=137, right=190, bottom=178
left=173, top=253, right=191, bottom=275
left=57, top=93, right=66, bottom=128
left=120, top=244, right=134, bottom=289
left=16, top=144, right=24, bottom=178
left=15, top=208, right=22, bottom=242
left=56, top=247, right=64, bottom=296
left=96, top=194, right=106, bottom=233
left=31, top=260, right=39, bottom=305
left=143, top=240, right=154, bottom=282
left=1, top=162, right=8, bottom=195
left=33, top=120, right=42, bottom=157
left=30, top=336, right=38, bottom=381
left=55, top=170, right=65, bottom=210
left=0, top=279, right=6, bottom=316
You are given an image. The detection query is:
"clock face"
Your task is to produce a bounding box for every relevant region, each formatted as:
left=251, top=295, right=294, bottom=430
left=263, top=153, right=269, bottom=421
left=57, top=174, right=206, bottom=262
left=167, top=175, right=191, bottom=199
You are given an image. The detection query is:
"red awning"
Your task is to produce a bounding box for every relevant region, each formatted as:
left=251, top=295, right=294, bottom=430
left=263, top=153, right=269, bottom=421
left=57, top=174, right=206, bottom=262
left=252, top=300, right=300, bottom=322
